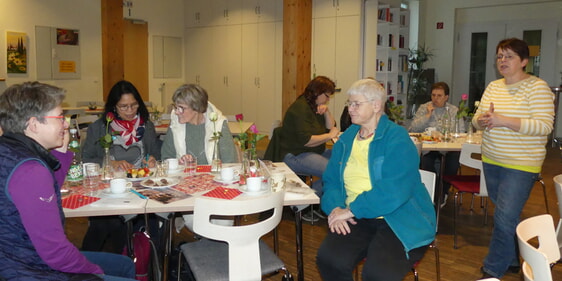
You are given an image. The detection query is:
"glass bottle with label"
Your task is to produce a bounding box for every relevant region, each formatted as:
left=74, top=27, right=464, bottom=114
left=66, top=128, right=83, bottom=182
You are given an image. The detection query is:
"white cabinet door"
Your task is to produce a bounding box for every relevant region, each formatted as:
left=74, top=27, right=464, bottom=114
left=185, top=27, right=213, bottom=87
left=185, top=0, right=212, bottom=27
left=242, top=0, right=280, bottom=24
left=312, top=17, right=336, bottom=80
left=313, top=0, right=361, bottom=18
left=211, top=0, right=242, bottom=26
left=334, top=15, right=361, bottom=116
left=313, top=14, right=361, bottom=124
left=242, top=22, right=279, bottom=133
left=210, top=25, right=242, bottom=116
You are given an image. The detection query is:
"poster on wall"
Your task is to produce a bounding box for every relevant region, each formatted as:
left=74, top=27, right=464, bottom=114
left=56, top=28, right=79, bottom=45
left=6, top=31, right=27, bottom=74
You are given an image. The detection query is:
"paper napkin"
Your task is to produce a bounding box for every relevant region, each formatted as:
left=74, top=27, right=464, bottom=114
left=62, top=194, right=100, bottom=209
left=203, top=187, right=242, bottom=200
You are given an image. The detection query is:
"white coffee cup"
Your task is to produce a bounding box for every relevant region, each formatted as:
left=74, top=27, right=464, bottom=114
left=220, top=167, right=238, bottom=181
left=109, top=178, right=132, bottom=194
left=166, top=158, right=179, bottom=171
left=246, top=176, right=262, bottom=192
left=424, top=127, right=437, bottom=134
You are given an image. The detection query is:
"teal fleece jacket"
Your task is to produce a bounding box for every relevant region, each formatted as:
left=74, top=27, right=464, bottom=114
left=321, top=115, right=436, bottom=254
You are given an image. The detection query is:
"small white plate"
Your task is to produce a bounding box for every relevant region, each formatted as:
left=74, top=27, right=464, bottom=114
left=140, top=177, right=179, bottom=188
left=101, top=188, right=131, bottom=198
left=238, top=185, right=270, bottom=196
left=213, top=175, right=239, bottom=185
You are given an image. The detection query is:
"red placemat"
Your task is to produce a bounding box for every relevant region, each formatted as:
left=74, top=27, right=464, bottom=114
left=62, top=194, right=100, bottom=209
left=203, top=187, right=242, bottom=200
left=196, top=165, right=211, bottom=173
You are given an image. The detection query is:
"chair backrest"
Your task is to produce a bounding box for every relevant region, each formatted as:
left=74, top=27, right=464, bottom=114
left=516, top=214, right=560, bottom=281
left=192, top=191, right=285, bottom=281
left=553, top=174, right=562, bottom=247
left=419, top=169, right=436, bottom=201
left=459, top=143, right=488, bottom=197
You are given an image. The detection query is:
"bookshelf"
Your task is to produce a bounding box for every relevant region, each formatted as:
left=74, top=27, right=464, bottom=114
left=364, top=0, right=409, bottom=104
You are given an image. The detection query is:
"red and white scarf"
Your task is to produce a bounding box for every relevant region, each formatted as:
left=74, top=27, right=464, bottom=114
left=110, top=115, right=142, bottom=146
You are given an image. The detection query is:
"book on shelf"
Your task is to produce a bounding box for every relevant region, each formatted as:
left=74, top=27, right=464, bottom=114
left=378, top=8, right=392, bottom=22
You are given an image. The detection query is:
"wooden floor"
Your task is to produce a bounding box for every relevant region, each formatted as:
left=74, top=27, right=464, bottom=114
left=66, top=144, right=562, bottom=281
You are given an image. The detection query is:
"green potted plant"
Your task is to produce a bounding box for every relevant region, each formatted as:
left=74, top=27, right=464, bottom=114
left=406, top=44, right=434, bottom=118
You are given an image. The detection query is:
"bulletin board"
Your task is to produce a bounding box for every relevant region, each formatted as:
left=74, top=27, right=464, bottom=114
left=35, top=26, right=81, bottom=80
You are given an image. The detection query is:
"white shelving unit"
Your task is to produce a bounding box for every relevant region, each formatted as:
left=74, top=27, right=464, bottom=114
left=364, top=0, right=409, bottom=104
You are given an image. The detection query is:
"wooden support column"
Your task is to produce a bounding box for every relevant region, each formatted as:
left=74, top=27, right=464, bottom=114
left=101, top=0, right=125, bottom=99
left=282, top=0, right=312, bottom=115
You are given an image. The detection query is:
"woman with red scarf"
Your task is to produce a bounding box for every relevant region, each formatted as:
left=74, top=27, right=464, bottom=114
left=81, top=80, right=161, bottom=253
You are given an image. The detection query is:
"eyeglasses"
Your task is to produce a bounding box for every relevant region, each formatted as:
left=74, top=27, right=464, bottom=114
left=43, top=115, right=66, bottom=123
left=345, top=100, right=372, bottom=108
left=116, top=103, right=139, bottom=111
left=496, top=54, right=516, bottom=61
left=173, top=104, right=189, bottom=114
left=323, top=93, right=331, bottom=98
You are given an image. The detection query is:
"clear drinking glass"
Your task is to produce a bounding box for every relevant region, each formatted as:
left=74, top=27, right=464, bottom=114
left=83, top=163, right=101, bottom=194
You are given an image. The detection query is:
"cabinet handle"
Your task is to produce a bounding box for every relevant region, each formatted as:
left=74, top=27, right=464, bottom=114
left=257, top=6, right=261, bottom=15
left=257, top=77, right=261, bottom=88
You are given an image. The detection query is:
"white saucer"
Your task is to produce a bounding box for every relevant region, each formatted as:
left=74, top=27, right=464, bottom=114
left=213, top=175, right=239, bottom=185
left=238, top=185, right=270, bottom=196
left=101, top=188, right=131, bottom=198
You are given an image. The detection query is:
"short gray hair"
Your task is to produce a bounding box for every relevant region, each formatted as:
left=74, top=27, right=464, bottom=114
left=347, top=79, right=386, bottom=102
left=172, top=84, right=209, bottom=113
left=0, top=81, right=65, bottom=133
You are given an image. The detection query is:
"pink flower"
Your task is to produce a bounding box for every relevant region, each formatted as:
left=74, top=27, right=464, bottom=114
left=461, top=93, right=468, bottom=101
left=235, top=114, right=244, bottom=121
left=250, top=124, right=259, bottom=134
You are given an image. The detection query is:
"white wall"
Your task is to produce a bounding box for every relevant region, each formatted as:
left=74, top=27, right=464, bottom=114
left=0, top=0, right=185, bottom=109
left=0, top=0, right=102, bottom=107
left=420, top=0, right=562, bottom=91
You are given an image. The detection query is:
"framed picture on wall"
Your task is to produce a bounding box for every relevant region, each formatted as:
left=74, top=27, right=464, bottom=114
left=6, top=31, right=27, bottom=74
left=56, top=28, right=79, bottom=45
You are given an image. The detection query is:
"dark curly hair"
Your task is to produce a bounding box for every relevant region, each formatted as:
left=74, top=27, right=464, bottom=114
left=300, top=76, right=336, bottom=112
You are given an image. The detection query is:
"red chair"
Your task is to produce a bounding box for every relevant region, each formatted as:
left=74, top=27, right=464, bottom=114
left=443, top=143, right=488, bottom=249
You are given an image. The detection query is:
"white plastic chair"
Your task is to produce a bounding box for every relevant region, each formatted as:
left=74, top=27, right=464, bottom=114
left=415, top=169, right=440, bottom=281
left=553, top=174, right=562, bottom=256
left=179, top=191, right=292, bottom=281
left=516, top=214, right=560, bottom=281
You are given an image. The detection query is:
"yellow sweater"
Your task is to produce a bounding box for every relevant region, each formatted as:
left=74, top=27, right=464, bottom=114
left=472, top=76, right=554, bottom=173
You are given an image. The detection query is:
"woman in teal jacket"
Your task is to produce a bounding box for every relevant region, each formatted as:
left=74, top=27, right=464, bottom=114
left=317, top=79, right=436, bottom=281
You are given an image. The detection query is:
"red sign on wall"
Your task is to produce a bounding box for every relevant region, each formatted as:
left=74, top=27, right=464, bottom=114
left=436, top=22, right=444, bottom=29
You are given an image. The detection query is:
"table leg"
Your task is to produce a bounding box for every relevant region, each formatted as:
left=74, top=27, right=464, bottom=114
left=293, top=206, right=304, bottom=281
left=160, top=213, right=173, bottom=281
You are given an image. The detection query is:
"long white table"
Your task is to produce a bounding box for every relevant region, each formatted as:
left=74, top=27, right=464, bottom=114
left=63, top=162, right=318, bottom=281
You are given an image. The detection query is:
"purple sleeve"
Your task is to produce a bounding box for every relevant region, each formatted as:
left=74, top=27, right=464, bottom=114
left=51, top=150, right=73, bottom=187
left=8, top=161, right=103, bottom=274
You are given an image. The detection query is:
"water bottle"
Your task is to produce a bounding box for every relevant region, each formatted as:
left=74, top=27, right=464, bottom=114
left=66, top=128, right=83, bottom=181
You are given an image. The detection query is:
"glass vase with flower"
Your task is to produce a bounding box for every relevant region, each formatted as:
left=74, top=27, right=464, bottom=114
left=99, top=112, right=115, bottom=180
left=209, top=112, right=222, bottom=173
left=234, top=114, right=266, bottom=185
